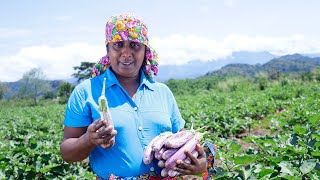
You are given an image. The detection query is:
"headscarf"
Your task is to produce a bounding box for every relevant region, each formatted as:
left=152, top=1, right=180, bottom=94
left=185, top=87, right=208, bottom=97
left=92, top=13, right=159, bottom=79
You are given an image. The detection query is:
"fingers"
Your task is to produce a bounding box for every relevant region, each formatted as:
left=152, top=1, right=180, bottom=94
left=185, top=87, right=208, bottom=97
left=173, top=159, right=192, bottom=175
left=186, top=149, right=198, bottom=164
left=196, top=144, right=206, bottom=158
left=100, top=137, right=116, bottom=149
left=97, top=128, right=117, bottom=144
left=97, top=124, right=117, bottom=149
left=86, top=119, right=117, bottom=149
left=101, top=143, right=111, bottom=149
left=173, top=144, right=207, bottom=175
left=89, top=119, right=105, bottom=133
left=96, top=124, right=116, bottom=138
left=171, top=150, right=194, bottom=174
left=181, top=145, right=201, bottom=166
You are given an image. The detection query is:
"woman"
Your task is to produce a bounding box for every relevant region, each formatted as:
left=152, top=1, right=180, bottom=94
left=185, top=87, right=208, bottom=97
left=60, top=13, right=216, bottom=179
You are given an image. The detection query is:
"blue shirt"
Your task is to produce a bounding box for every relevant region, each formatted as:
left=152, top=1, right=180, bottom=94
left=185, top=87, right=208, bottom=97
left=64, top=67, right=185, bottom=178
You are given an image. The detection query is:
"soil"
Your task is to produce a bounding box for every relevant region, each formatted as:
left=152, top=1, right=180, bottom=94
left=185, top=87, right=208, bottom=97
left=214, top=122, right=272, bottom=168
left=213, top=108, right=287, bottom=168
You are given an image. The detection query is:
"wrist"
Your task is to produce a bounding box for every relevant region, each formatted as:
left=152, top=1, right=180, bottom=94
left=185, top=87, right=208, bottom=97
left=82, top=132, right=96, bottom=148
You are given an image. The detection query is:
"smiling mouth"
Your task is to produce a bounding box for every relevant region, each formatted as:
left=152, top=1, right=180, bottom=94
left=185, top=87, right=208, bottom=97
left=121, top=62, right=132, bottom=66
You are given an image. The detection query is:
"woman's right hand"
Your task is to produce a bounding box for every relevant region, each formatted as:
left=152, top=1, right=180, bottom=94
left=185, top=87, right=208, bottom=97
left=85, top=119, right=118, bottom=149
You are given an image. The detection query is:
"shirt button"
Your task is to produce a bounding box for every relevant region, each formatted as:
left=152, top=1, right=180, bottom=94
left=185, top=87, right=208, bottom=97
left=138, top=126, right=142, bottom=131
left=150, top=167, right=154, bottom=171
left=133, top=107, right=138, bottom=111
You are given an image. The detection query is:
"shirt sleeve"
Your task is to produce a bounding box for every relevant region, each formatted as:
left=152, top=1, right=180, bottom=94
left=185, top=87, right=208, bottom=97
left=166, top=86, right=185, bottom=133
left=64, top=85, right=92, bottom=127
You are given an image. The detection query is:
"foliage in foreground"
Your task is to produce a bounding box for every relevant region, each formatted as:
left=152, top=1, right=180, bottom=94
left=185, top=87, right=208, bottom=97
left=0, top=76, right=319, bottom=179
left=0, top=102, right=95, bottom=179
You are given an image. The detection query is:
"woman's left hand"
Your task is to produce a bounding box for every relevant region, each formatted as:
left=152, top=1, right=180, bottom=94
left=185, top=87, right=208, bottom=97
left=172, top=144, right=207, bottom=175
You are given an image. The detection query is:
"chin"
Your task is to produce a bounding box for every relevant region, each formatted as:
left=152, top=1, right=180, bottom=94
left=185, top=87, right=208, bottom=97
left=119, top=71, right=139, bottom=77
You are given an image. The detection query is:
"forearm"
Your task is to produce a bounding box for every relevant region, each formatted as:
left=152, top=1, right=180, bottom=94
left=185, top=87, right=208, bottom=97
left=60, top=133, right=96, bottom=162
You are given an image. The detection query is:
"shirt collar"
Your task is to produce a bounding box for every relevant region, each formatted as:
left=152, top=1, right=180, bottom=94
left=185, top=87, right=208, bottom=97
left=139, top=69, right=155, bottom=91
left=103, top=67, right=155, bottom=91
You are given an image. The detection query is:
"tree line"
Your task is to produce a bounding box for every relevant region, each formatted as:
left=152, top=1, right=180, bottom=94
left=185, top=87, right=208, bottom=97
left=0, top=62, right=93, bottom=105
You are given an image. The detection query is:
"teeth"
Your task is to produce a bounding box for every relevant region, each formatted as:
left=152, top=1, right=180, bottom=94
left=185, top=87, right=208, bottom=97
left=122, top=62, right=131, bottom=65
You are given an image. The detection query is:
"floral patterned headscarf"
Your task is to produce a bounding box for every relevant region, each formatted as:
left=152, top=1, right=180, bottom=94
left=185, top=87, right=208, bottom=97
left=92, top=13, right=159, bottom=79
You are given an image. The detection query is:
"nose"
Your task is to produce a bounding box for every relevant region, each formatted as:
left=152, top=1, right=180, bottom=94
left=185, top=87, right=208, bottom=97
left=121, top=41, right=132, bottom=59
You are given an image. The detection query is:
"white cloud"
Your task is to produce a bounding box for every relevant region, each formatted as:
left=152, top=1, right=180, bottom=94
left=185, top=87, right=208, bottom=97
left=222, top=34, right=320, bottom=55
left=1, top=33, right=320, bottom=82
left=151, top=34, right=231, bottom=65
left=0, top=43, right=105, bottom=82
left=151, top=33, right=320, bottom=65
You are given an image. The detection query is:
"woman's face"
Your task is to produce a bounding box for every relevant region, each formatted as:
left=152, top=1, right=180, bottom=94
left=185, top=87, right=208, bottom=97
left=108, top=41, right=145, bottom=78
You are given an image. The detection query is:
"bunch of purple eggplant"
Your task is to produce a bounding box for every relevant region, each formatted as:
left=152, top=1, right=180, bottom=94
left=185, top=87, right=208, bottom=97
left=143, top=128, right=205, bottom=177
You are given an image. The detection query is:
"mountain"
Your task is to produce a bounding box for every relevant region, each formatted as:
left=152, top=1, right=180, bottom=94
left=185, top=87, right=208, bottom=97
left=262, top=54, right=320, bottom=73
left=155, top=51, right=276, bottom=82
left=3, top=81, right=24, bottom=99
left=2, top=76, right=79, bottom=99
left=61, top=77, right=78, bottom=85
left=206, top=63, right=261, bottom=77
left=3, top=80, right=65, bottom=99
left=206, top=53, right=320, bottom=77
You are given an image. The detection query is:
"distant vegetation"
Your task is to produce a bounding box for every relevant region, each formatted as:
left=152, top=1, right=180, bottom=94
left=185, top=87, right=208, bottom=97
left=206, top=54, right=320, bottom=78
left=72, top=61, right=95, bottom=83
left=167, top=66, right=320, bottom=96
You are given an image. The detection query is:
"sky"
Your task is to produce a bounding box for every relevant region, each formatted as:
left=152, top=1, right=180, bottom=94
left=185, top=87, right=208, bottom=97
left=1, top=0, right=320, bottom=82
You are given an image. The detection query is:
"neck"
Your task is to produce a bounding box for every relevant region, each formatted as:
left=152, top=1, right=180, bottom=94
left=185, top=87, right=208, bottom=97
left=116, top=74, right=140, bottom=86
left=115, top=73, right=140, bottom=98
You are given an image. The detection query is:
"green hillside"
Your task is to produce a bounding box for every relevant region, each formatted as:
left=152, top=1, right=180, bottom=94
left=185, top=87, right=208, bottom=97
left=206, top=54, right=320, bottom=78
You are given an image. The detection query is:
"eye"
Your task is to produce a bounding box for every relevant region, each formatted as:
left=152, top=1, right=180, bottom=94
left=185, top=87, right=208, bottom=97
left=130, top=42, right=141, bottom=49
left=113, top=42, right=124, bottom=48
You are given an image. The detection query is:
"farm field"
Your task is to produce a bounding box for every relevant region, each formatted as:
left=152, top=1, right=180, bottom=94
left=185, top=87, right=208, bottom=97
left=0, top=79, right=319, bottom=179
left=176, top=80, right=320, bottom=179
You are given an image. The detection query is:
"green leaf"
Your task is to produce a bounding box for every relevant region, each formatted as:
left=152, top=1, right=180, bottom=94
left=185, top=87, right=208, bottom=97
left=292, top=125, right=307, bottom=135
left=230, top=142, right=241, bottom=151
left=311, top=151, right=320, bottom=157
left=300, top=159, right=317, bottom=174
left=241, top=166, right=252, bottom=180
left=308, top=173, right=320, bottom=180
left=83, top=173, right=96, bottom=178
left=234, top=155, right=256, bottom=165
left=312, top=134, right=320, bottom=141
left=309, top=113, right=320, bottom=125
left=39, top=164, right=60, bottom=173
left=270, top=156, right=283, bottom=163
left=215, top=167, right=227, bottom=177
left=30, top=140, right=37, bottom=149
left=258, top=168, right=275, bottom=178
left=278, top=161, right=296, bottom=176
left=279, top=173, right=301, bottom=180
